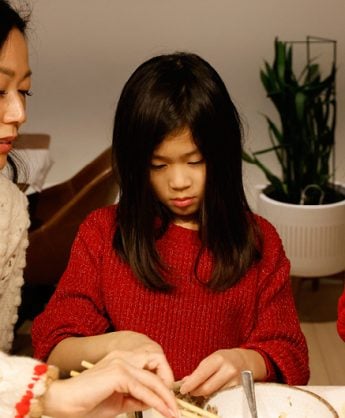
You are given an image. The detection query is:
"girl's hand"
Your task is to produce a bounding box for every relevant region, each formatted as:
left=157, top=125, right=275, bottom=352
left=43, top=351, right=179, bottom=418
left=179, top=348, right=267, bottom=397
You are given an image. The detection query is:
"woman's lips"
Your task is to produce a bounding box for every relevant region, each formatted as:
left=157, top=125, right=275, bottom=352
left=0, top=138, right=14, bottom=153
left=171, top=197, right=195, bottom=208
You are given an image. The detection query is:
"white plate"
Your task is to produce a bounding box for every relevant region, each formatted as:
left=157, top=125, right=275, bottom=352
left=205, top=383, right=339, bottom=418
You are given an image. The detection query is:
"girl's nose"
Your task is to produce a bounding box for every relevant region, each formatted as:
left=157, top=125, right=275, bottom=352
left=3, top=93, right=27, bottom=125
left=169, top=167, right=192, bottom=190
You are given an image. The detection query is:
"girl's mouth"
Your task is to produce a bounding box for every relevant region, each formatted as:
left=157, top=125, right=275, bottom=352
left=171, top=197, right=195, bottom=208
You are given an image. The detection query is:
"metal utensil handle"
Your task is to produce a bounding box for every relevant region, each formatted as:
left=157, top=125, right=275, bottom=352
left=241, top=370, right=258, bottom=418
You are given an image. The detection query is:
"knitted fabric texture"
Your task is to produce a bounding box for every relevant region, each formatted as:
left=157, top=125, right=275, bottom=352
left=0, top=351, right=58, bottom=418
left=337, top=290, right=345, bottom=341
left=32, top=205, right=309, bottom=384
left=0, top=174, right=29, bottom=352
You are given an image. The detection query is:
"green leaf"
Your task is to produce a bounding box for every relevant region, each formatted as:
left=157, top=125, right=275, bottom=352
left=244, top=36, right=337, bottom=203
left=295, top=92, right=306, bottom=120
left=275, top=40, right=286, bottom=84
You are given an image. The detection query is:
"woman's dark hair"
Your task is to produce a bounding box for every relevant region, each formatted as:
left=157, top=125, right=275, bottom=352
left=112, top=52, right=262, bottom=292
left=0, top=0, right=30, bottom=182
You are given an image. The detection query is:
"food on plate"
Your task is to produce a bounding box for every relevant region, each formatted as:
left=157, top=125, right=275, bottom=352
left=173, top=386, right=220, bottom=418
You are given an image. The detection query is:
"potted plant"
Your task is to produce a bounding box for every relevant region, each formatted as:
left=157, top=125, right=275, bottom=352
left=244, top=36, right=345, bottom=277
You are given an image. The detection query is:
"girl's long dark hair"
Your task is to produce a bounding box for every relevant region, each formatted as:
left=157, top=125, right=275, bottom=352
left=112, top=52, right=262, bottom=292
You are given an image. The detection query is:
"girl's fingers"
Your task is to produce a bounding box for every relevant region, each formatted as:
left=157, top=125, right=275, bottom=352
left=184, top=368, right=239, bottom=397
left=180, top=352, right=241, bottom=397
left=180, top=359, right=218, bottom=394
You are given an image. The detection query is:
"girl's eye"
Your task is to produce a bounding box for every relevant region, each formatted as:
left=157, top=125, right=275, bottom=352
left=150, top=163, right=166, bottom=170
left=19, top=89, right=33, bottom=97
left=0, top=90, right=8, bottom=97
left=188, top=159, right=204, bottom=165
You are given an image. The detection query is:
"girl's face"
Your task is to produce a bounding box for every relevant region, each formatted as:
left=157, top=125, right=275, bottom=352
left=0, top=28, right=31, bottom=170
left=149, top=127, right=206, bottom=230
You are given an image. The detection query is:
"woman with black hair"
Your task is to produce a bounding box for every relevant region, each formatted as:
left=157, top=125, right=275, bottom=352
left=0, top=2, right=178, bottom=417
left=0, top=0, right=31, bottom=355
left=33, top=52, right=310, bottom=395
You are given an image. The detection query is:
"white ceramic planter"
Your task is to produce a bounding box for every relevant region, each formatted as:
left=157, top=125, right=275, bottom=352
left=256, top=185, right=345, bottom=277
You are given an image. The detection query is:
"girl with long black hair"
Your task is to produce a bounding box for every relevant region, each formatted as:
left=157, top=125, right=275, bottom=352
left=33, top=51, right=309, bottom=395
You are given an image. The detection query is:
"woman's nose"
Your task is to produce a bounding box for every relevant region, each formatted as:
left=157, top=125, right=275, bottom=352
left=3, top=93, right=27, bottom=125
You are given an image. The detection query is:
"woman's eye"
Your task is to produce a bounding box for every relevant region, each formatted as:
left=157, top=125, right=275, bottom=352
left=19, top=89, right=33, bottom=97
left=0, top=90, right=8, bottom=97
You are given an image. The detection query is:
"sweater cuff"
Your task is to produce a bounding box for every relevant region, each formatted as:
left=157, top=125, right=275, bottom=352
left=0, top=352, right=59, bottom=418
left=240, top=346, right=277, bottom=382
left=255, top=348, right=277, bottom=382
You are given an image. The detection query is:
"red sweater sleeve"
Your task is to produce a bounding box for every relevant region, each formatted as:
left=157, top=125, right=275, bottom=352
left=241, top=217, right=309, bottom=385
left=31, top=209, right=113, bottom=360
left=337, top=290, right=345, bottom=341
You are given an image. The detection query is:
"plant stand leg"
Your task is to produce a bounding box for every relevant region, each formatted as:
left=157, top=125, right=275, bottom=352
left=311, top=278, right=320, bottom=292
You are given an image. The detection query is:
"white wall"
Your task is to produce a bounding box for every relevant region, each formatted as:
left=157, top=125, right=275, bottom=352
left=23, top=0, right=345, bottom=209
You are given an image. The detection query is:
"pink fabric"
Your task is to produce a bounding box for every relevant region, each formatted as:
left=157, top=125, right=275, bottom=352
left=32, top=205, right=309, bottom=384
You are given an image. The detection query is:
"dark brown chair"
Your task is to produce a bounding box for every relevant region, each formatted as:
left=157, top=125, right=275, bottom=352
left=24, top=146, right=119, bottom=286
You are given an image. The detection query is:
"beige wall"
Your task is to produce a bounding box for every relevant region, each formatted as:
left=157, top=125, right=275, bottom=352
left=24, top=0, right=345, bottom=209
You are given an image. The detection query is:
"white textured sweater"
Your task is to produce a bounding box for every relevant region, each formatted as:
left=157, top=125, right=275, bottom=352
left=0, top=351, right=55, bottom=418
left=0, top=173, right=29, bottom=352
left=0, top=179, right=56, bottom=416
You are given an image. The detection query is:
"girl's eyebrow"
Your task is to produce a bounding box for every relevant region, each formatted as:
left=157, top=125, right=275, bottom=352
left=152, top=148, right=200, bottom=160
left=0, top=66, right=32, bottom=79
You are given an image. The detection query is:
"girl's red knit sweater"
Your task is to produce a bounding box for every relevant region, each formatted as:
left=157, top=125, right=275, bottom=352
left=337, top=291, right=345, bottom=341
left=32, top=205, right=309, bottom=384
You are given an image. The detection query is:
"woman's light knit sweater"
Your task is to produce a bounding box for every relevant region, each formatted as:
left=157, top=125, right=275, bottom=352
left=0, top=351, right=57, bottom=418
left=32, top=205, right=309, bottom=384
left=0, top=173, right=29, bottom=353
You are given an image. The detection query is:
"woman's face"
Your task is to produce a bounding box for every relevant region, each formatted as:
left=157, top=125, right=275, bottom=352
left=149, top=127, right=206, bottom=230
left=0, top=28, right=31, bottom=170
